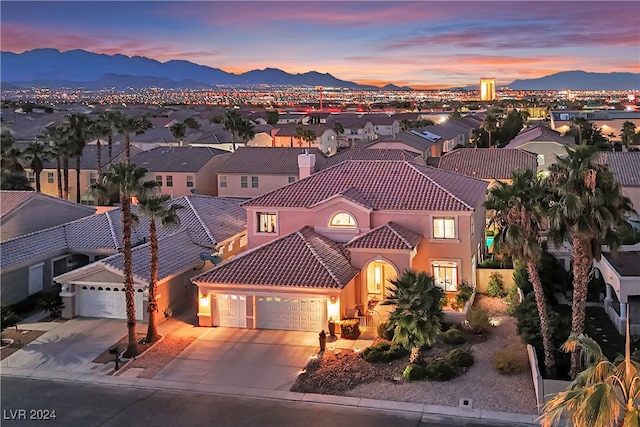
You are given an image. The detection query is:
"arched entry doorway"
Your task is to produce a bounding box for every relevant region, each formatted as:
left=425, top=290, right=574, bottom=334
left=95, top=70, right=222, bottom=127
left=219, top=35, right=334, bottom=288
left=364, top=259, right=398, bottom=302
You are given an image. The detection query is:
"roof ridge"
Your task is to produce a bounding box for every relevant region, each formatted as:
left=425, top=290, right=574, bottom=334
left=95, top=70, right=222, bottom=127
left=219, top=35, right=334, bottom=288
left=386, top=222, right=413, bottom=249
left=183, top=195, right=217, bottom=245
left=406, top=162, right=473, bottom=210
left=105, top=209, right=121, bottom=250
left=296, top=227, right=343, bottom=288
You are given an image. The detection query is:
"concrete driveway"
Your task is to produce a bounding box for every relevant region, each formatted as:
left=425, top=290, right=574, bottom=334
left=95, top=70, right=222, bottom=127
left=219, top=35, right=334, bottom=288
left=1, top=317, right=126, bottom=376
left=154, top=328, right=321, bottom=391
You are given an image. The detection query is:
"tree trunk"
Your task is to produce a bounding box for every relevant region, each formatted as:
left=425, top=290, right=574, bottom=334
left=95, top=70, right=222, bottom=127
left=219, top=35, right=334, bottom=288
left=108, top=134, right=113, bottom=164
left=121, top=195, right=139, bottom=358
left=63, top=156, right=69, bottom=200
left=146, top=220, right=159, bottom=344
left=76, top=156, right=81, bottom=204
left=35, top=168, right=42, bottom=192
left=96, top=140, right=102, bottom=174
left=527, top=261, right=556, bottom=376
left=231, top=133, right=236, bottom=152
left=569, top=235, right=592, bottom=378
left=409, top=346, right=422, bottom=364
left=125, top=134, right=131, bottom=164
left=56, top=155, right=63, bottom=198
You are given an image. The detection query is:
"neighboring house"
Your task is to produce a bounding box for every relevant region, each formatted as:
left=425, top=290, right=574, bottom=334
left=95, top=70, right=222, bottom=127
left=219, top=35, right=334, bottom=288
left=549, top=109, right=640, bottom=143
left=192, top=160, right=488, bottom=331
left=0, top=195, right=247, bottom=314
left=367, top=115, right=401, bottom=138
left=1, top=191, right=96, bottom=241
left=326, top=117, right=376, bottom=147
left=322, top=148, right=424, bottom=169
left=598, top=151, right=640, bottom=224
left=504, top=125, right=575, bottom=172
left=363, top=131, right=436, bottom=158
left=217, top=147, right=327, bottom=198
left=132, top=146, right=230, bottom=197
left=271, top=124, right=338, bottom=155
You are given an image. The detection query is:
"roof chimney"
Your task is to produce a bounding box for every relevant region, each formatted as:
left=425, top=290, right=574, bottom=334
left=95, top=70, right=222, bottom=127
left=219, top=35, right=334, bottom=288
left=298, top=151, right=316, bottom=180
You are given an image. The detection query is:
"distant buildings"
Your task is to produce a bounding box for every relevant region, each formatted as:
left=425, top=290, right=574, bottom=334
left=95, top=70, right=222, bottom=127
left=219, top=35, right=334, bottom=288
left=480, top=77, right=496, bottom=101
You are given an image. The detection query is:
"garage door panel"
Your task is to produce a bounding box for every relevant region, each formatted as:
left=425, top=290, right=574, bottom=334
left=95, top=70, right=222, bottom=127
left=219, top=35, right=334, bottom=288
left=77, top=286, right=143, bottom=320
left=256, top=296, right=327, bottom=331
left=215, top=294, right=246, bottom=328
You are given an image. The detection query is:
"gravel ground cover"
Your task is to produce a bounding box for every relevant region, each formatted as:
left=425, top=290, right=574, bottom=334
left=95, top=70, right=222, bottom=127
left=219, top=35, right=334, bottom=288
left=115, top=335, right=198, bottom=379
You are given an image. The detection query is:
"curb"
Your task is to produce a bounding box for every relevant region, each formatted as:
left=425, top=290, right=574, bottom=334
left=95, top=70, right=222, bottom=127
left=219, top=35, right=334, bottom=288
left=111, top=334, right=166, bottom=376
left=0, top=369, right=539, bottom=425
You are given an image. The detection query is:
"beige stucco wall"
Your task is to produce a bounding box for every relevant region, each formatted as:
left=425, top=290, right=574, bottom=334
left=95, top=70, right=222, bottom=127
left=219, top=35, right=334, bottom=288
left=246, top=133, right=276, bottom=147
left=622, top=186, right=640, bottom=216
left=218, top=174, right=297, bottom=198
left=516, top=141, right=572, bottom=172
left=475, top=268, right=516, bottom=294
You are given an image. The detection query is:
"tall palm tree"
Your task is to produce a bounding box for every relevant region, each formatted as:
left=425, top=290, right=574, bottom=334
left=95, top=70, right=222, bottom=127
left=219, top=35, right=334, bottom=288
left=571, top=117, right=590, bottom=146
left=620, top=121, right=637, bottom=151
left=237, top=119, right=255, bottom=146
left=381, top=270, right=444, bottom=364
left=220, top=110, right=243, bottom=151
left=116, top=115, right=146, bottom=163
left=482, top=114, right=499, bottom=148
left=67, top=113, right=94, bottom=203
left=91, top=163, right=158, bottom=358
left=23, top=141, right=52, bottom=192
left=548, top=145, right=635, bottom=378
left=332, top=122, right=344, bottom=148
left=485, top=169, right=556, bottom=374
left=170, top=121, right=187, bottom=146
left=97, top=110, right=124, bottom=165
left=137, top=194, right=182, bottom=343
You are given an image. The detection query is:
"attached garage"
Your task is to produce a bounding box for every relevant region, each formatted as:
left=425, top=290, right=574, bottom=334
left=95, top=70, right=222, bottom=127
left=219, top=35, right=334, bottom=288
left=214, top=294, right=247, bottom=327
left=77, top=286, right=144, bottom=320
left=256, top=296, right=327, bottom=331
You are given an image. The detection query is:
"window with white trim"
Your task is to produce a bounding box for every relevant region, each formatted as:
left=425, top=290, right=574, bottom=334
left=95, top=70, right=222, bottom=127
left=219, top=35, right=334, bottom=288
left=433, top=217, right=455, bottom=239
left=329, top=212, right=356, bottom=228
left=47, top=172, right=54, bottom=184
left=257, top=212, right=277, bottom=233
left=166, top=176, right=173, bottom=187
left=219, top=175, right=227, bottom=188
left=186, top=175, right=194, bottom=188
left=251, top=176, right=259, bottom=188
left=432, top=261, right=458, bottom=292
left=241, top=176, right=248, bottom=188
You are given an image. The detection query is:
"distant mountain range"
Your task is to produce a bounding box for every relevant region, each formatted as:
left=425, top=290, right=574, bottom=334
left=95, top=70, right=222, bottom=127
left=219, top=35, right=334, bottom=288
left=1, top=49, right=638, bottom=91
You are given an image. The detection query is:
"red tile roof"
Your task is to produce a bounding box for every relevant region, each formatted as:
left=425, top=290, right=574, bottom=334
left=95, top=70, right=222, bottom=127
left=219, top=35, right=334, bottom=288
left=437, top=148, right=538, bottom=180
left=218, top=147, right=327, bottom=174
left=598, top=152, right=640, bottom=187
left=346, top=222, right=422, bottom=250
left=243, top=160, right=488, bottom=211
left=192, top=226, right=359, bottom=289
left=504, top=125, right=575, bottom=149
left=323, top=148, right=420, bottom=169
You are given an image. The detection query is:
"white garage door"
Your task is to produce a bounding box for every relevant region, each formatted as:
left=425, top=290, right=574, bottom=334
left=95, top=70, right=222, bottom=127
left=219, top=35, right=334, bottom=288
left=77, top=285, right=144, bottom=320
left=215, top=294, right=247, bottom=327
left=256, top=296, right=327, bottom=331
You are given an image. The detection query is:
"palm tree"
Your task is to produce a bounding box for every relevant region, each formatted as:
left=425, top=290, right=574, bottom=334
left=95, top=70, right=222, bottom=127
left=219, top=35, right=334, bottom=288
left=294, top=127, right=316, bottom=148
left=540, top=317, right=640, bottom=427
left=482, top=114, right=499, bottom=148
left=137, top=194, right=182, bottom=343
left=548, top=145, right=635, bottom=378
left=381, top=270, right=444, bottom=364
left=23, top=141, right=52, bottom=192
left=97, top=111, right=124, bottom=165
left=0, top=131, right=24, bottom=174
left=170, top=121, right=187, bottom=146
left=91, top=163, right=159, bottom=358
left=332, top=122, right=344, bottom=148
left=485, top=169, right=556, bottom=374
left=620, top=121, right=637, bottom=151
left=237, top=119, right=255, bottom=146
left=266, top=110, right=279, bottom=126
left=220, top=110, right=243, bottom=151
left=67, top=113, right=94, bottom=203
left=571, top=117, right=590, bottom=146
left=116, top=115, right=146, bottom=163
left=41, top=124, right=70, bottom=199
left=1, top=172, right=33, bottom=190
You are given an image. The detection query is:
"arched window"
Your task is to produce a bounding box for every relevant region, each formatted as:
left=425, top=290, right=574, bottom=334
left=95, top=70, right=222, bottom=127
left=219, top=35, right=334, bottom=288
left=329, top=212, right=356, bottom=228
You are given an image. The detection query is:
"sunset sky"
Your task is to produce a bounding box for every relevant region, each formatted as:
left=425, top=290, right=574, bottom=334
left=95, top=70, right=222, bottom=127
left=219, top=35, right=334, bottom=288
left=2, top=1, right=639, bottom=89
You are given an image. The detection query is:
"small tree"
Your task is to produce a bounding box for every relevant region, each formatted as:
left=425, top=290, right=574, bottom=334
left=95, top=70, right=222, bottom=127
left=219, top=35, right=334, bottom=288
left=1, top=305, right=20, bottom=334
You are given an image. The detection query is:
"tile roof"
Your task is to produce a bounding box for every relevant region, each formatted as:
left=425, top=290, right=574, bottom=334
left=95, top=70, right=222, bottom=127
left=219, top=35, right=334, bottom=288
left=192, top=226, right=359, bottom=289
left=0, top=191, right=96, bottom=220
left=243, top=160, right=488, bottom=211
left=364, top=132, right=435, bottom=152
left=273, top=124, right=333, bottom=137
left=603, top=252, right=640, bottom=277
left=598, top=152, right=640, bottom=187
left=323, top=148, right=419, bottom=169
left=346, top=222, right=423, bottom=250
left=437, top=148, right=538, bottom=180
left=217, top=147, right=327, bottom=174
left=504, top=125, right=575, bottom=149
left=131, top=146, right=228, bottom=173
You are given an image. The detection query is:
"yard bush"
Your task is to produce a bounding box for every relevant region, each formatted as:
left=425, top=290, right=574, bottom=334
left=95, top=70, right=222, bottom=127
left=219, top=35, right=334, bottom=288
left=37, top=293, right=64, bottom=318
left=456, top=280, right=474, bottom=308
left=486, top=272, right=506, bottom=298
left=442, top=328, right=466, bottom=345
left=467, top=307, right=491, bottom=334
left=445, top=348, right=474, bottom=368
left=403, top=363, right=426, bottom=381
left=425, top=359, right=456, bottom=381
left=377, top=321, right=394, bottom=341
left=1, top=305, right=20, bottom=332
left=493, top=344, right=527, bottom=375
left=362, top=341, right=407, bottom=362
left=339, top=319, right=361, bottom=340
left=514, top=293, right=570, bottom=349
left=504, top=285, right=521, bottom=316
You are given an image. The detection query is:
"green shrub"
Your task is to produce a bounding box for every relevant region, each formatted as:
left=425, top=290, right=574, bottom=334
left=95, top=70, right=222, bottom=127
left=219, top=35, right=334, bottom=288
left=340, top=319, right=361, bottom=340
left=440, top=296, right=450, bottom=309
left=424, top=359, right=456, bottom=381
left=486, top=272, right=506, bottom=298
left=445, top=348, right=474, bottom=367
left=478, top=258, right=502, bottom=268
left=1, top=305, right=20, bottom=332
left=442, top=328, right=466, bottom=345
left=377, top=321, right=394, bottom=341
left=456, top=281, right=474, bottom=307
left=514, top=293, right=570, bottom=349
left=493, top=344, right=527, bottom=375
left=403, top=363, right=425, bottom=380
left=388, top=344, right=408, bottom=359
left=8, top=293, right=41, bottom=316
left=37, top=293, right=64, bottom=318
left=362, top=341, right=407, bottom=362
left=467, top=307, right=491, bottom=334
left=504, top=285, right=521, bottom=316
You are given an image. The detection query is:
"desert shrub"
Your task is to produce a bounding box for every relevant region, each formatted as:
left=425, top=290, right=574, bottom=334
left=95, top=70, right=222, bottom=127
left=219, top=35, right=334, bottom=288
left=504, top=285, right=521, bottom=316
left=1, top=305, right=20, bottom=332
left=362, top=341, right=407, bottom=363
left=37, top=293, right=64, bottom=318
left=456, top=281, right=474, bottom=307
left=513, top=262, right=533, bottom=295
left=7, top=293, right=41, bottom=316
left=467, top=307, right=491, bottom=334
left=479, top=257, right=502, bottom=269
left=514, top=293, right=570, bottom=349
left=486, top=272, right=506, bottom=298
left=440, top=296, right=450, bottom=309
left=388, top=344, right=408, bottom=359
left=442, top=328, right=466, bottom=345
left=340, top=319, right=361, bottom=340
left=403, top=363, right=425, bottom=381
left=377, top=321, right=394, bottom=341
left=425, top=359, right=456, bottom=381
left=493, top=344, right=527, bottom=375
left=445, top=348, right=474, bottom=368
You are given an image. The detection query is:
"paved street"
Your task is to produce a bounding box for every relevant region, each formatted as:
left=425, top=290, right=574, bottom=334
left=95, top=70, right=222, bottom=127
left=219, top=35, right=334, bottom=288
left=0, top=378, right=532, bottom=427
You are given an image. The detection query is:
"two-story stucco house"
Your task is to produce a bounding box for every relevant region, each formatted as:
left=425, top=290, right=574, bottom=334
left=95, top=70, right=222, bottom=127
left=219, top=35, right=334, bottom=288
left=271, top=124, right=338, bottom=155
left=192, top=159, right=488, bottom=331
left=504, top=125, right=575, bottom=172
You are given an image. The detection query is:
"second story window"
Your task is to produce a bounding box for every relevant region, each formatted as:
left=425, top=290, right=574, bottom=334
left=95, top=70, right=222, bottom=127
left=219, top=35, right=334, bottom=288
left=27, top=171, right=35, bottom=183
left=257, top=212, right=277, bottom=233
left=241, top=176, right=248, bottom=188
left=329, top=212, right=356, bottom=228
left=156, top=176, right=163, bottom=186
left=433, top=217, right=455, bottom=239
left=186, top=176, right=194, bottom=188
left=166, top=176, right=173, bottom=187
left=251, top=176, right=259, bottom=188
left=89, top=173, right=97, bottom=185
left=47, top=172, right=54, bottom=184
left=288, top=176, right=296, bottom=183
left=220, top=175, right=227, bottom=188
